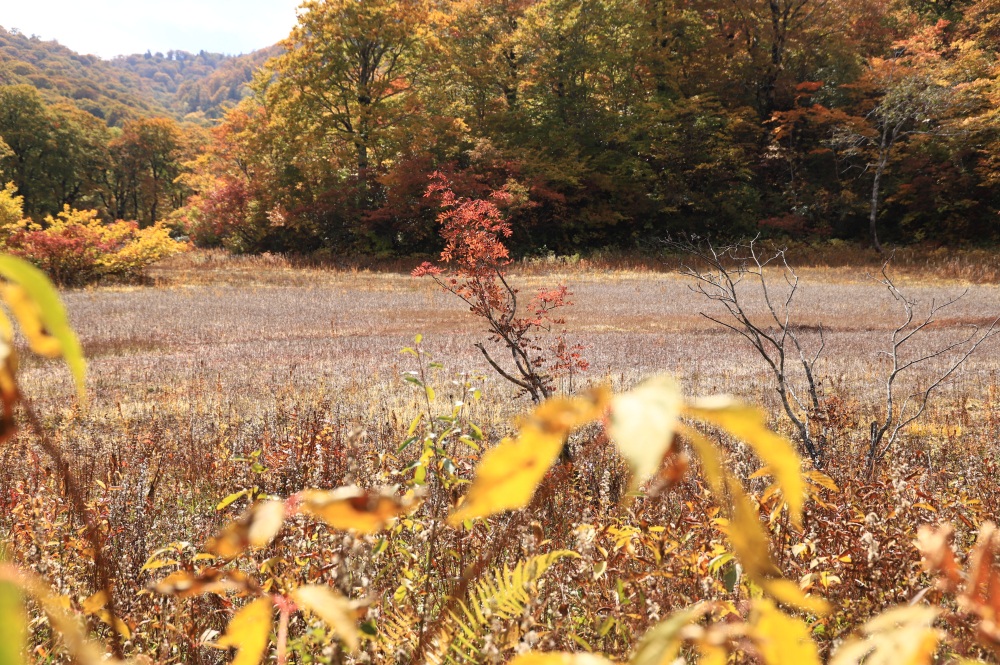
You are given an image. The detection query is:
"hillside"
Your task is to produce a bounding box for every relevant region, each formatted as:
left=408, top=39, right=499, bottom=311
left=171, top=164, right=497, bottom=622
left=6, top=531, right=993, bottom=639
left=110, top=45, right=282, bottom=120
left=0, top=26, right=275, bottom=124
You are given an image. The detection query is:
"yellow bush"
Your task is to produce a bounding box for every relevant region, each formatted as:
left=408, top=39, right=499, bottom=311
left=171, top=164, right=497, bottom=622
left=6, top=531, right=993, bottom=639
left=0, top=202, right=187, bottom=285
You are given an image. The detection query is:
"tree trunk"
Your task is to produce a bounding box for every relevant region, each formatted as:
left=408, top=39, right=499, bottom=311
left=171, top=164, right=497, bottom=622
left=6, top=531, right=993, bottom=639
left=869, top=161, right=884, bottom=254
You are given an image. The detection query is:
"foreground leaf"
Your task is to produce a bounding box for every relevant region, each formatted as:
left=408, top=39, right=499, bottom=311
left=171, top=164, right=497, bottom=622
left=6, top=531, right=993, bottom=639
left=0, top=564, right=108, bottom=664
left=717, top=474, right=828, bottom=615
left=1, top=284, right=61, bottom=357
left=448, top=428, right=563, bottom=525
left=830, top=605, right=941, bottom=665
left=750, top=599, right=821, bottom=665
left=214, top=597, right=273, bottom=665
left=207, top=499, right=286, bottom=559
left=295, top=486, right=421, bottom=533
left=629, top=604, right=710, bottom=665
left=0, top=579, right=25, bottom=665
left=507, top=654, right=614, bottom=665
left=449, top=392, right=607, bottom=525
left=0, top=313, right=18, bottom=444
left=686, top=396, right=805, bottom=526
left=153, top=569, right=258, bottom=599
left=0, top=255, right=85, bottom=396
left=291, top=585, right=359, bottom=650
left=610, top=375, right=682, bottom=487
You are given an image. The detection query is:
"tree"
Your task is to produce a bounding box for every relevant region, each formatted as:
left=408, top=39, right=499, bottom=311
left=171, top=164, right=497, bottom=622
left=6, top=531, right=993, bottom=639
left=704, top=0, right=838, bottom=119
left=267, top=0, right=432, bottom=204
left=834, top=24, right=962, bottom=252
left=0, top=86, right=111, bottom=218
left=109, top=117, right=185, bottom=226
left=676, top=237, right=999, bottom=473
left=414, top=173, right=587, bottom=403
left=0, top=85, right=59, bottom=216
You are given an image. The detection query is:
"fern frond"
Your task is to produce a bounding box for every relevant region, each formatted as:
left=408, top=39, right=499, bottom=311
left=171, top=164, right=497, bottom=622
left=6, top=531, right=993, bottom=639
left=428, top=549, right=579, bottom=665
left=377, top=604, right=421, bottom=662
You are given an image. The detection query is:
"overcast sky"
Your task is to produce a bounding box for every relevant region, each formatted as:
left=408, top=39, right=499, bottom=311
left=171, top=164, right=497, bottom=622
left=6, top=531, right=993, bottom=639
left=1, top=0, right=303, bottom=59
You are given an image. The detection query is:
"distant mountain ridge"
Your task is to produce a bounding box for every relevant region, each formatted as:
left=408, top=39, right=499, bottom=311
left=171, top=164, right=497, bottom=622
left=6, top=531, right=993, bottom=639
left=0, top=26, right=277, bottom=125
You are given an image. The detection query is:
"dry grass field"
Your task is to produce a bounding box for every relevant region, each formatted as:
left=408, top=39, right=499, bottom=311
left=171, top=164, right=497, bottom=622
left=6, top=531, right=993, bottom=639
left=5, top=248, right=1000, bottom=663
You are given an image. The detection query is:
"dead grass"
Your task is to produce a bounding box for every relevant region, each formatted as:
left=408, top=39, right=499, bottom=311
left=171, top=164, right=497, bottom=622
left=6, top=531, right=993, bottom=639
left=5, top=248, right=1000, bottom=662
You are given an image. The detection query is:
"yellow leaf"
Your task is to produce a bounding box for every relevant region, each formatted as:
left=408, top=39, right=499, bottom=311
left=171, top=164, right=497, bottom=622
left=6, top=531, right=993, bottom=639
left=94, top=609, right=131, bottom=641
left=830, top=605, right=941, bottom=665
left=247, top=501, right=285, bottom=547
left=762, top=579, right=830, bottom=615
left=804, top=470, right=839, bottom=492
left=0, top=580, right=26, bottom=665
left=610, top=375, right=682, bottom=486
left=507, top=655, right=614, bottom=665
left=0, top=313, right=19, bottom=445
left=448, top=390, right=608, bottom=525
left=711, top=474, right=828, bottom=615
left=750, top=599, right=822, bottom=665
left=153, top=569, right=257, bottom=599
left=0, top=564, right=105, bottom=665
left=291, top=585, right=359, bottom=651
left=82, top=590, right=109, bottom=615
left=295, top=486, right=421, bottom=533
left=207, top=500, right=286, bottom=560
left=215, top=597, right=273, bottom=665
left=629, top=604, right=710, bottom=665
left=0, top=255, right=85, bottom=397
left=407, top=413, right=422, bottom=436
left=448, top=429, right=563, bottom=525
left=721, top=473, right=779, bottom=581
left=1, top=284, right=61, bottom=357
left=679, top=424, right=725, bottom=496
left=686, top=397, right=805, bottom=527
left=697, top=643, right=729, bottom=665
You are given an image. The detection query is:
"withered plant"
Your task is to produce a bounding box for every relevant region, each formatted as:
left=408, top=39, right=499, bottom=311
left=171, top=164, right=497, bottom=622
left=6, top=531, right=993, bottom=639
left=673, top=237, right=999, bottom=474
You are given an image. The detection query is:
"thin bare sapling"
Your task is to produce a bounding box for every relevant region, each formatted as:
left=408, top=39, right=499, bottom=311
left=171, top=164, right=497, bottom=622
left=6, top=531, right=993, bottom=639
left=671, top=237, right=828, bottom=466
left=865, top=263, right=1000, bottom=474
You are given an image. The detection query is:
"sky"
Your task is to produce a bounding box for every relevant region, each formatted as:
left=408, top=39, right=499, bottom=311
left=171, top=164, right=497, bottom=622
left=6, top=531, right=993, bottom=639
left=1, top=0, right=303, bottom=59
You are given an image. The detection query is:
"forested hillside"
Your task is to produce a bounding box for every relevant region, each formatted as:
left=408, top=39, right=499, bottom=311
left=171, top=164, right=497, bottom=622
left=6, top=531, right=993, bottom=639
left=0, top=26, right=272, bottom=225
left=0, top=26, right=267, bottom=123
left=0, top=27, right=168, bottom=123
left=109, top=46, right=281, bottom=120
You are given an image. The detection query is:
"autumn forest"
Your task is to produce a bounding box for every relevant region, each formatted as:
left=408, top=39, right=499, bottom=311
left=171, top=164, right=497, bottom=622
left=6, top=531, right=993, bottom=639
left=2, top=0, right=1000, bottom=256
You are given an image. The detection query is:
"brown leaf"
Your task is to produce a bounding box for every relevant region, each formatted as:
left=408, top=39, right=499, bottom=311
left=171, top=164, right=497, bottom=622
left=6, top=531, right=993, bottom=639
left=295, top=486, right=422, bottom=533
left=207, top=499, right=286, bottom=560
left=915, top=523, right=962, bottom=592
left=153, top=569, right=258, bottom=599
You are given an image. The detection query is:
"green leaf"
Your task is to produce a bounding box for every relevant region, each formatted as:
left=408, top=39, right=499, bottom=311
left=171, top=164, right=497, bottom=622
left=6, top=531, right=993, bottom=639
left=0, top=255, right=85, bottom=396
left=0, top=580, right=25, bottom=665
left=217, top=489, right=249, bottom=511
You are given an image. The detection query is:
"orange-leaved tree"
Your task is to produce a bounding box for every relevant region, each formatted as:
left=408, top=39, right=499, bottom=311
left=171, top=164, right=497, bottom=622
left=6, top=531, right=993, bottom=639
left=413, top=172, right=587, bottom=403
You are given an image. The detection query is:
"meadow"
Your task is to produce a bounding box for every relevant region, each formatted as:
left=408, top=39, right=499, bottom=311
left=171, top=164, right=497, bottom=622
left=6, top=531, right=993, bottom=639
left=4, top=248, right=1000, bottom=663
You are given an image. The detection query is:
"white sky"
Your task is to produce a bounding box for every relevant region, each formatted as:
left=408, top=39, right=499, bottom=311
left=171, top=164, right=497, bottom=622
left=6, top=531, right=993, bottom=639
left=1, top=0, right=303, bottom=59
